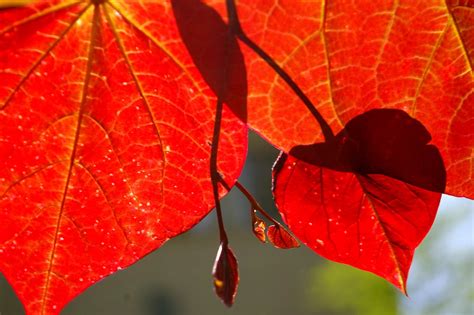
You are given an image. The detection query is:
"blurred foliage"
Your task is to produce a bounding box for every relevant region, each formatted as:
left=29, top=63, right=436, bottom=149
left=307, top=262, right=398, bottom=315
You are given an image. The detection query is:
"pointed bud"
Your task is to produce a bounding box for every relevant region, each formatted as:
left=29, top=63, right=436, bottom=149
left=267, top=224, right=299, bottom=249
left=212, top=242, right=239, bottom=307
left=251, top=209, right=267, bottom=243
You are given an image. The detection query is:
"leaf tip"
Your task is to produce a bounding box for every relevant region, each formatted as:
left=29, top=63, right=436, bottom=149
left=386, top=269, right=408, bottom=296
left=396, top=274, right=408, bottom=297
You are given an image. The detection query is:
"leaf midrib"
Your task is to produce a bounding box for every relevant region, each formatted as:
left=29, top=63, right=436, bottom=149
left=40, top=4, right=99, bottom=314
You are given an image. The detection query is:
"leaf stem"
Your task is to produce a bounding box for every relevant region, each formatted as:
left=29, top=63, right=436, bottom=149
left=211, top=99, right=228, bottom=245
left=225, top=0, right=335, bottom=141
left=234, top=181, right=280, bottom=227
left=210, top=22, right=238, bottom=246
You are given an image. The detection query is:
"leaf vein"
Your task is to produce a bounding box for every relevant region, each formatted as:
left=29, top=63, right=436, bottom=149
left=1, top=4, right=91, bottom=110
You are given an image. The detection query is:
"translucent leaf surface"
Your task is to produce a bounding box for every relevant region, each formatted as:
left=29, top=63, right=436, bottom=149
left=0, top=1, right=247, bottom=313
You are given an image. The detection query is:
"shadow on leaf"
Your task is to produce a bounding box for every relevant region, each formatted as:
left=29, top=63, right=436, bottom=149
left=171, top=0, right=247, bottom=122
left=288, top=108, right=446, bottom=193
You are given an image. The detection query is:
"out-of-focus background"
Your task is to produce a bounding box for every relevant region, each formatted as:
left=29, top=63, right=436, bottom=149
left=0, top=132, right=472, bottom=315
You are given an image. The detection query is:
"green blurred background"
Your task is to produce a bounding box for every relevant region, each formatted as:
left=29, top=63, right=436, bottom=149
left=0, top=132, right=472, bottom=315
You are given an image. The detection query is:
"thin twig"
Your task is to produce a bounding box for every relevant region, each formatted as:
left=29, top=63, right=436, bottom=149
left=234, top=181, right=281, bottom=227
left=225, top=0, right=335, bottom=141
left=210, top=98, right=228, bottom=244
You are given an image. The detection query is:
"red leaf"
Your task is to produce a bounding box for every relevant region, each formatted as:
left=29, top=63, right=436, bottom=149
left=210, top=0, right=474, bottom=198
left=212, top=242, right=239, bottom=307
left=273, top=109, right=444, bottom=292
left=0, top=1, right=246, bottom=313
left=267, top=224, right=300, bottom=249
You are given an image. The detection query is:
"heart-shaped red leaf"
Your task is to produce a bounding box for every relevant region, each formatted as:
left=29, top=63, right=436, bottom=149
left=273, top=109, right=445, bottom=292
left=0, top=1, right=247, bottom=313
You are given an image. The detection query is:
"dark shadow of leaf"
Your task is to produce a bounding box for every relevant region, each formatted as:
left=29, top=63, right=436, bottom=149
left=288, top=109, right=446, bottom=193
left=171, top=0, right=247, bottom=122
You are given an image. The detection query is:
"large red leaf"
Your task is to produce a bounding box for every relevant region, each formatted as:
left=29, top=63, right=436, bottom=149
left=209, top=0, right=474, bottom=198
left=0, top=1, right=247, bottom=313
left=273, top=109, right=445, bottom=292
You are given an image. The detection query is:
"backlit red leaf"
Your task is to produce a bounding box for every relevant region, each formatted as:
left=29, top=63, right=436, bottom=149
left=273, top=109, right=445, bottom=292
left=209, top=0, right=474, bottom=198
left=0, top=1, right=247, bottom=313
